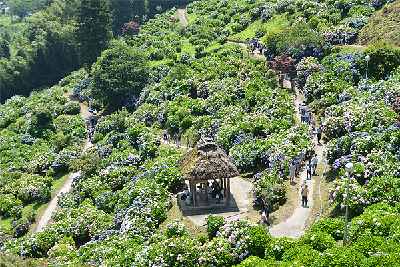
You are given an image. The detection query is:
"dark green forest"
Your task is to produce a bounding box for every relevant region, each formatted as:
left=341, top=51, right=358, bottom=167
left=0, top=0, right=190, bottom=103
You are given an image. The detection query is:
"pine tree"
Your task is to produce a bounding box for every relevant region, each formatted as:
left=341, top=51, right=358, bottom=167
left=74, top=0, right=113, bottom=72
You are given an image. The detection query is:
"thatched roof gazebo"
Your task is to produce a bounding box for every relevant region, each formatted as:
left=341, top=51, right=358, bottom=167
left=177, top=137, right=239, bottom=206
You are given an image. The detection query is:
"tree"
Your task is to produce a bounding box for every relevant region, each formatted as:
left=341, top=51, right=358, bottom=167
left=122, top=21, right=140, bottom=36
left=90, top=40, right=149, bottom=108
left=0, top=41, right=10, bottom=59
left=363, top=40, right=400, bottom=80
left=110, top=0, right=133, bottom=36
left=74, top=0, right=113, bottom=72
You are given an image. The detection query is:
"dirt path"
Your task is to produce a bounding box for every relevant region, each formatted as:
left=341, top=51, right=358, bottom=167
left=63, top=88, right=93, bottom=120
left=269, top=79, right=326, bottom=239
left=177, top=6, right=188, bottom=27
left=36, top=89, right=95, bottom=232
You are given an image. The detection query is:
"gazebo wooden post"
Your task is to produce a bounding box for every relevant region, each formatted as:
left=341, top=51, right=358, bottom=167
left=194, top=181, right=198, bottom=206
left=223, top=178, right=227, bottom=197
left=205, top=182, right=209, bottom=206
left=191, top=179, right=195, bottom=208
left=226, top=178, right=230, bottom=206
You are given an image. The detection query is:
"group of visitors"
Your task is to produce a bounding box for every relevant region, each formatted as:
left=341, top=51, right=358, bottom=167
left=181, top=180, right=224, bottom=205
left=298, top=102, right=315, bottom=127
left=211, top=181, right=224, bottom=204
left=305, top=154, right=319, bottom=179
left=247, top=37, right=264, bottom=55
left=163, top=129, right=190, bottom=149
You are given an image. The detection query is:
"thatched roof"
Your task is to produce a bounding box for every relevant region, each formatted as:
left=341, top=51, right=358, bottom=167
left=177, top=137, right=239, bottom=181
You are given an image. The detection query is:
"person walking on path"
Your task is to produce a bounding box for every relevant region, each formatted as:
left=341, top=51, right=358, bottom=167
left=298, top=150, right=305, bottom=167
left=317, top=126, right=323, bottom=143
left=177, top=133, right=181, bottom=148
left=186, top=135, right=190, bottom=149
left=291, top=78, right=296, bottom=92
left=264, top=204, right=271, bottom=226
left=259, top=210, right=268, bottom=228
left=289, top=161, right=296, bottom=181
left=163, top=129, right=167, bottom=140
left=306, top=160, right=312, bottom=180
left=294, top=157, right=300, bottom=175
left=301, top=184, right=309, bottom=207
left=312, top=154, right=318, bottom=175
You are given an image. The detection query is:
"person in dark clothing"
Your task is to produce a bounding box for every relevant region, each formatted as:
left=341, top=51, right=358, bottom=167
left=264, top=204, right=271, bottom=226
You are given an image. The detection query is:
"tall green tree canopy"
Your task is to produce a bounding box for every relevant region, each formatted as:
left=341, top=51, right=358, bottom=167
left=90, top=40, right=149, bottom=107
left=74, top=0, right=113, bottom=72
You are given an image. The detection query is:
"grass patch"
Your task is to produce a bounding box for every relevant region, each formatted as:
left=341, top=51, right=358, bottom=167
left=230, top=18, right=264, bottom=43
left=0, top=217, right=12, bottom=228
left=357, top=0, right=400, bottom=46
left=231, top=13, right=291, bottom=43
left=181, top=40, right=196, bottom=54
left=268, top=179, right=301, bottom=226
left=156, top=196, right=208, bottom=239
left=185, top=11, right=197, bottom=24
left=149, top=58, right=175, bottom=68
left=0, top=252, right=47, bottom=267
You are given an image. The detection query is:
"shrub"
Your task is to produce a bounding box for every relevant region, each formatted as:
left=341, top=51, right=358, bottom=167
left=312, top=246, right=365, bottom=267
left=165, top=219, right=188, bottom=238
left=363, top=40, right=400, bottom=80
left=217, top=35, right=228, bottom=44
left=351, top=232, right=386, bottom=257
left=235, top=256, right=279, bottom=267
left=243, top=225, right=272, bottom=258
left=92, top=132, right=104, bottom=143
left=10, top=205, right=23, bottom=219
left=0, top=194, right=23, bottom=218
left=206, top=214, right=225, bottom=240
left=281, top=244, right=318, bottom=266
left=31, top=105, right=53, bottom=125
left=307, top=217, right=345, bottom=240
left=64, top=102, right=81, bottom=115
left=298, top=231, right=335, bottom=251
left=11, top=218, right=30, bottom=237
left=264, top=237, right=296, bottom=261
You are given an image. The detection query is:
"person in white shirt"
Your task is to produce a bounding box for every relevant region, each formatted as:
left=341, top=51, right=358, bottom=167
left=289, top=162, right=296, bottom=181
left=312, top=154, right=318, bottom=175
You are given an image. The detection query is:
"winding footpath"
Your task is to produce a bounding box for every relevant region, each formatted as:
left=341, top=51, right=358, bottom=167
left=36, top=89, right=95, bottom=232
left=177, top=7, right=188, bottom=27
left=177, top=8, right=327, bottom=238
left=269, top=80, right=326, bottom=239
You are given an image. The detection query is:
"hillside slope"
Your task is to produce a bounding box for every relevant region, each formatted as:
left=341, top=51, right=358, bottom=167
left=357, top=0, right=400, bottom=46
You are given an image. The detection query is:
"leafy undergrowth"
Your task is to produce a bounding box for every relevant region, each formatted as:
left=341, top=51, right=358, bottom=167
left=155, top=196, right=208, bottom=239
left=357, top=0, right=400, bottom=46
left=0, top=252, right=46, bottom=267
left=231, top=14, right=290, bottom=43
